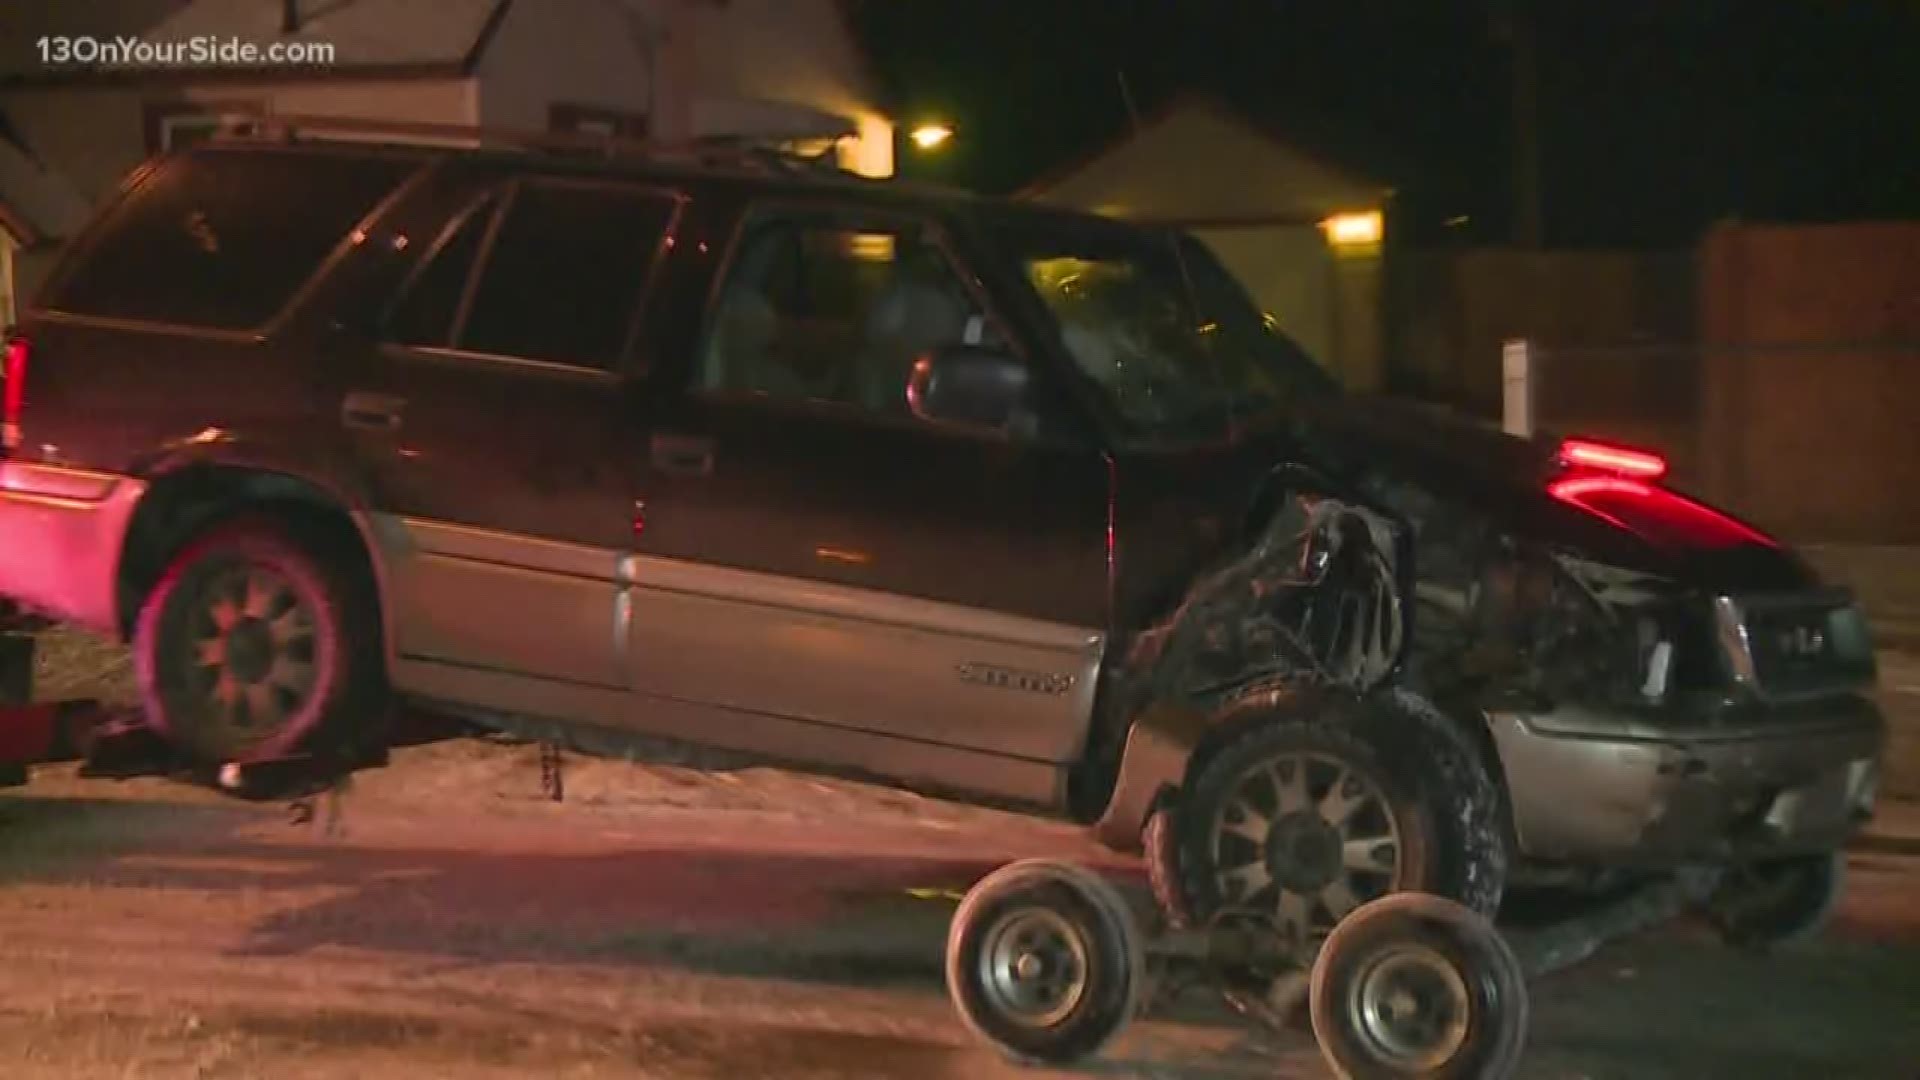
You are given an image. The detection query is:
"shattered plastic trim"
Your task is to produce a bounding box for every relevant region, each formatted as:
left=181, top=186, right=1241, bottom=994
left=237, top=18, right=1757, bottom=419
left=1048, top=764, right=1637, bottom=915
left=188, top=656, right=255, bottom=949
left=1123, top=494, right=1409, bottom=709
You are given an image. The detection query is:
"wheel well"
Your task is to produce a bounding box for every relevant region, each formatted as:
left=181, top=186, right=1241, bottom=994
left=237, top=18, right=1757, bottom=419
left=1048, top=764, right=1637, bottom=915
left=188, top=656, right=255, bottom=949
left=1179, top=686, right=1313, bottom=792
left=115, top=466, right=382, bottom=641
left=1175, top=686, right=1513, bottom=814
left=1445, top=701, right=1509, bottom=792
left=1434, top=698, right=1521, bottom=857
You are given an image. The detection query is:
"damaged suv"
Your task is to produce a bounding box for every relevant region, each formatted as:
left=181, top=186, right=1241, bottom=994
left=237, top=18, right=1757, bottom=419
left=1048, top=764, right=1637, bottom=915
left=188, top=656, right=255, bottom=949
left=0, top=119, right=1882, bottom=951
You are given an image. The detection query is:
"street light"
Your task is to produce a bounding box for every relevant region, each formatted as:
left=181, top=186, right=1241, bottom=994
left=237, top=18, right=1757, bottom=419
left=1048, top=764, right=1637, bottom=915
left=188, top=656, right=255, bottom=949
left=909, top=122, right=953, bottom=151
left=1322, top=210, right=1384, bottom=248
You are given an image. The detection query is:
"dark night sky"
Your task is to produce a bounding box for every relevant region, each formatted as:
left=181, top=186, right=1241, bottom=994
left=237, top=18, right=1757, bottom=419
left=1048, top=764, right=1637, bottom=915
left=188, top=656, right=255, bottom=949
left=847, top=0, right=1920, bottom=249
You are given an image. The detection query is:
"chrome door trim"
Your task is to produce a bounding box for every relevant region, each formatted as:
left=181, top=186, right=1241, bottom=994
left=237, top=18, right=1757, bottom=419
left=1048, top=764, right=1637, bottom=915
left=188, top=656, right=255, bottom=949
left=632, top=553, right=1104, bottom=654
left=395, top=515, right=630, bottom=580
left=374, top=514, right=630, bottom=689
left=392, top=657, right=1064, bottom=808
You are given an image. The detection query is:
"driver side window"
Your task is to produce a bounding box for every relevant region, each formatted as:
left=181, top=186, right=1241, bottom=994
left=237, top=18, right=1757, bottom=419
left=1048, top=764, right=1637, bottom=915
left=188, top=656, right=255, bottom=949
left=697, top=211, right=1002, bottom=419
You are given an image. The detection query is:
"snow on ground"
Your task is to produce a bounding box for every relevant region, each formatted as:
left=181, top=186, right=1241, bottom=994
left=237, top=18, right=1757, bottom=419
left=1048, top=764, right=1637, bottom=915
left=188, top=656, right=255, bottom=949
left=21, top=624, right=1046, bottom=830
left=7, top=626, right=1920, bottom=1078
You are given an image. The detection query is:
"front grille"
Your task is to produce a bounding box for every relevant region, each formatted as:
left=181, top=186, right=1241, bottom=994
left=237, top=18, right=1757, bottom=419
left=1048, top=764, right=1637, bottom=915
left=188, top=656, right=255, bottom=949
left=1715, top=591, right=1877, bottom=701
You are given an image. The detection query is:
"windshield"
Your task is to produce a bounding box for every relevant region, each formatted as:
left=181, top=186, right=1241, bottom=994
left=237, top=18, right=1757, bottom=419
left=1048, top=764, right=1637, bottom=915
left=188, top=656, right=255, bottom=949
left=1000, top=223, right=1340, bottom=443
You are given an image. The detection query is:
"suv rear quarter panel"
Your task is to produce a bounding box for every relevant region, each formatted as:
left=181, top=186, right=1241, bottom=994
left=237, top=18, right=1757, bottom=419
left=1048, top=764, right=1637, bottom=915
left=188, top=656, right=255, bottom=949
left=0, top=147, right=430, bottom=631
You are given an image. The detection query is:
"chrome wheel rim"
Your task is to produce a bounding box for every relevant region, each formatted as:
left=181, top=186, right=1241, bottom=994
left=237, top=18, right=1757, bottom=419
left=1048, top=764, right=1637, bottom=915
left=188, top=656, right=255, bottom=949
left=186, top=565, right=318, bottom=748
left=978, top=905, right=1091, bottom=1029
left=1349, top=943, right=1472, bottom=1070
left=1210, top=751, right=1403, bottom=943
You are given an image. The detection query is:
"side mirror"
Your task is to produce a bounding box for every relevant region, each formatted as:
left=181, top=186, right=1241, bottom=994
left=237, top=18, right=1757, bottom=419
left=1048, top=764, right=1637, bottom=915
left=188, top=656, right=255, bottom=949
left=906, top=345, right=1029, bottom=430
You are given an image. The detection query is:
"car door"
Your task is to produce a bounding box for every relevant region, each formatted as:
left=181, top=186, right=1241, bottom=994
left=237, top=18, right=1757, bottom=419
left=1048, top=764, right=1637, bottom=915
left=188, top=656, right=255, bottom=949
left=345, top=170, right=680, bottom=693
left=625, top=201, right=1112, bottom=793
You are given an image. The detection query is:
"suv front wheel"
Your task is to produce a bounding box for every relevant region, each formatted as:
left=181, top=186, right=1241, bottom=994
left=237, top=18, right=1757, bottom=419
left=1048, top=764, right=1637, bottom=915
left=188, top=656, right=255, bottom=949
left=1158, top=688, right=1508, bottom=943
left=134, top=518, right=384, bottom=765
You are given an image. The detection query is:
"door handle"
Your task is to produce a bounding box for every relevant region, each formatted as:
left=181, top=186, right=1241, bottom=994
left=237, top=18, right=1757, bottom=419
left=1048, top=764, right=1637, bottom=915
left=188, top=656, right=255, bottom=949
left=650, top=432, right=714, bottom=476
left=342, top=391, right=404, bottom=431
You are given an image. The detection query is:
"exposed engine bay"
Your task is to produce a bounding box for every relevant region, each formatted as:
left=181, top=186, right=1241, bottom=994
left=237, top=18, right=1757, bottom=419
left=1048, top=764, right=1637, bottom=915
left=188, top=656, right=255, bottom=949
left=1111, top=472, right=1684, bottom=724
left=1389, top=483, right=1687, bottom=712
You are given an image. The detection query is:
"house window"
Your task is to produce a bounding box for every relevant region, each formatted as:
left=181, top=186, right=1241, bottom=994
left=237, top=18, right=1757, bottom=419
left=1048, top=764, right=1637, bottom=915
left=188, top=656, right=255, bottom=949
left=142, top=101, right=267, bottom=153
left=548, top=102, right=649, bottom=140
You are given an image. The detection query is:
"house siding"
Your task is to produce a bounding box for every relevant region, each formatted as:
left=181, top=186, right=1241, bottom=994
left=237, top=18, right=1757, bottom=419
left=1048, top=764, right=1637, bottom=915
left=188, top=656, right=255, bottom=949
left=1026, top=101, right=1387, bottom=390
left=474, top=0, right=659, bottom=133
left=2, top=78, right=475, bottom=200
left=477, top=0, right=892, bottom=174
left=0, top=77, right=473, bottom=308
left=0, top=0, right=893, bottom=315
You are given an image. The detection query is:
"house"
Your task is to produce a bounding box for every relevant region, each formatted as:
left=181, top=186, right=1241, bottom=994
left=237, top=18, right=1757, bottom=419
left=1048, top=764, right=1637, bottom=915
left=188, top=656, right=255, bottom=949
left=1021, top=95, right=1392, bottom=392
left=0, top=0, right=894, bottom=324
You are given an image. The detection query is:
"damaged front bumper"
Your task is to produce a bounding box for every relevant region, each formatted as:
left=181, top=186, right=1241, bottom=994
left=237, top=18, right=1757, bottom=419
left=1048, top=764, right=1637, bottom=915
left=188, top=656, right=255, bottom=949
left=1492, top=694, right=1882, bottom=867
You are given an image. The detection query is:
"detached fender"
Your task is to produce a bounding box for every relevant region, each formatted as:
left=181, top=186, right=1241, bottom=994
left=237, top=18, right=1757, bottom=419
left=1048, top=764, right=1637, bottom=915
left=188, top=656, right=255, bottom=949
left=1090, top=477, right=1415, bottom=852
left=1089, top=700, right=1210, bottom=851
left=1090, top=683, right=1350, bottom=851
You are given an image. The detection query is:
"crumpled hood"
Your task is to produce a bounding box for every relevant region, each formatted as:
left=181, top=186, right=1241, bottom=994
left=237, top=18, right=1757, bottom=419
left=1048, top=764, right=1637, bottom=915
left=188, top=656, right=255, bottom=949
left=1290, top=395, right=1818, bottom=594
left=1293, top=396, right=1555, bottom=500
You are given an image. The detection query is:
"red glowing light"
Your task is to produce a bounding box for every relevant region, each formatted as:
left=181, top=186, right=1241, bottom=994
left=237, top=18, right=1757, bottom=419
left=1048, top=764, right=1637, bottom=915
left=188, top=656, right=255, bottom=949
left=1548, top=474, right=1775, bottom=549
left=1548, top=474, right=1654, bottom=504
left=1557, top=438, right=1667, bottom=479
left=2, top=336, right=27, bottom=452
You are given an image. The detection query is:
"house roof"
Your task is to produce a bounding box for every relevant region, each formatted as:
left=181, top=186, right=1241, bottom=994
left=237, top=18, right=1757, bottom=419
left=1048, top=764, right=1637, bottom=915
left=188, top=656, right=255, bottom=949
left=0, top=201, right=33, bottom=247
left=0, top=131, right=91, bottom=247
left=0, top=0, right=511, bottom=86
left=1019, top=92, right=1392, bottom=222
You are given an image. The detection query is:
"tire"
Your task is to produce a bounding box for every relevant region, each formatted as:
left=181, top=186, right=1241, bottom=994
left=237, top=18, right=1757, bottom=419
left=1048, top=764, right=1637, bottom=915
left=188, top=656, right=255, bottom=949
left=133, top=517, right=384, bottom=765
left=1170, top=687, right=1507, bottom=946
left=1704, top=851, right=1844, bottom=952
left=1310, top=892, right=1529, bottom=1080
left=946, top=859, right=1144, bottom=1066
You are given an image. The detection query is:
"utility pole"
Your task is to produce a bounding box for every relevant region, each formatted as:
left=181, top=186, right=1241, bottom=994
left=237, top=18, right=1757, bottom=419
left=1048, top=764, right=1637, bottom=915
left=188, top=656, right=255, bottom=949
left=601, top=0, right=665, bottom=129
left=1492, top=0, right=1543, bottom=248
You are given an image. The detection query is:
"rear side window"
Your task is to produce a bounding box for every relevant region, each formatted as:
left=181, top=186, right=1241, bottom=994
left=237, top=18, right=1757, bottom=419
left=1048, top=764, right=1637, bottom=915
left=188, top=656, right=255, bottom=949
left=49, top=150, right=412, bottom=331
left=387, top=194, right=496, bottom=349
left=462, top=181, right=677, bottom=368
left=385, top=180, right=677, bottom=371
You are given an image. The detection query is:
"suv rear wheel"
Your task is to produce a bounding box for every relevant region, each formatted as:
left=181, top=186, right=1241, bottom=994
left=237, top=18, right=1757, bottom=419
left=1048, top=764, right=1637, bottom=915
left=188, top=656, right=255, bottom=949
left=134, top=518, right=383, bottom=764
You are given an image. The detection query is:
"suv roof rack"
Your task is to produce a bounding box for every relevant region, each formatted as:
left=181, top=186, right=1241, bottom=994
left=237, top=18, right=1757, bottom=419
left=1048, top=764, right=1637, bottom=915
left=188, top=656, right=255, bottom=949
left=213, top=113, right=862, bottom=180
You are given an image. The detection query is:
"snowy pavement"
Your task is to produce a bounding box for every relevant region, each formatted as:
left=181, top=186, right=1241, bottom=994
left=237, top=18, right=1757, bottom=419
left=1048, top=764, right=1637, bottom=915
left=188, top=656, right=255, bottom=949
left=1, top=737, right=1917, bottom=1080
left=4, top=624, right=1919, bottom=1077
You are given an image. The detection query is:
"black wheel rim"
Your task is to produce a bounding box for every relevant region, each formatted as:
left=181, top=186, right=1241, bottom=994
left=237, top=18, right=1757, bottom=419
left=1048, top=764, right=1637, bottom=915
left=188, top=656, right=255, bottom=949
left=1209, top=751, right=1403, bottom=944
left=977, top=904, right=1092, bottom=1029
left=180, top=564, right=319, bottom=753
left=1347, top=942, right=1474, bottom=1070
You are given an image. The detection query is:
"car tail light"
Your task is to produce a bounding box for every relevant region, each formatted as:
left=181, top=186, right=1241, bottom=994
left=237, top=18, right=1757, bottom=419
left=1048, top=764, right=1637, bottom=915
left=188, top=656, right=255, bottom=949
left=1556, top=437, right=1667, bottom=480
left=1, top=334, right=26, bottom=455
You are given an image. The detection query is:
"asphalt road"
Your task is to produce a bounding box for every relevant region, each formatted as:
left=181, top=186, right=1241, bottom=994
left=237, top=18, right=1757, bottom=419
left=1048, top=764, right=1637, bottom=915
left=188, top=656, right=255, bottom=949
left=1, top=742, right=1917, bottom=1080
